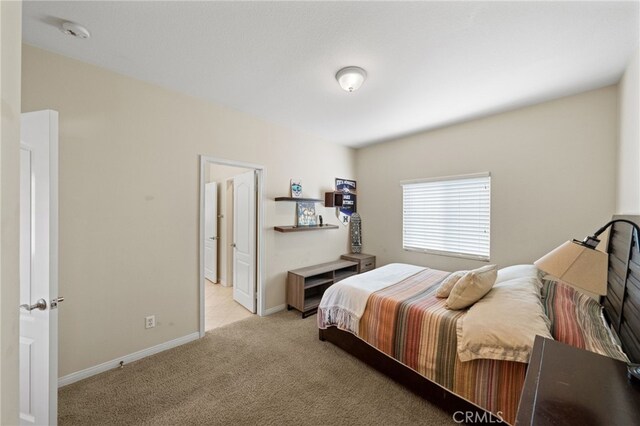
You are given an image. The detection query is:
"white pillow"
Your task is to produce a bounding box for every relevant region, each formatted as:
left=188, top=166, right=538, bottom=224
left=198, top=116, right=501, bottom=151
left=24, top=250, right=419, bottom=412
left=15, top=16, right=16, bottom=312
left=495, top=264, right=541, bottom=284
left=436, top=270, right=467, bottom=298
left=457, top=275, right=553, bottom=363
left=446, top=265, right=497, bottom=310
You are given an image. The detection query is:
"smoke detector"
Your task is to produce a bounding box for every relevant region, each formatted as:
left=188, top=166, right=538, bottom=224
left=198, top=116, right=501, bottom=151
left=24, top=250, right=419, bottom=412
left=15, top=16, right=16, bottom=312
left=61, top=22, right=91, bottom=39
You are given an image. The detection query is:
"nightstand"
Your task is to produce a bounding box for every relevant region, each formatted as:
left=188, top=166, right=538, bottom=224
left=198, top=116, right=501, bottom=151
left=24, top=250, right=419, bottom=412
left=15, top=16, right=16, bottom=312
left=340, top=253, right=376, bottom=274
left=516, top=336, right=640, bottom=425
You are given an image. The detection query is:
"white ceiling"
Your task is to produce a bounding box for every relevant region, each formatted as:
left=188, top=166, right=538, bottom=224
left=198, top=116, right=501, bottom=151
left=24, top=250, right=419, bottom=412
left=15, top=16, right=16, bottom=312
left=22, top=1, right=639, bottom=148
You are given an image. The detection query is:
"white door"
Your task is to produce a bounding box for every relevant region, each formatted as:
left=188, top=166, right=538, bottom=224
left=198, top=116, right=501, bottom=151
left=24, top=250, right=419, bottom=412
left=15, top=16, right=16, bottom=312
left=204, top=182, right=218, bottom=282
left=19, top=110, right=59, bottom=425
left=232, top=171, right=256, bottom=313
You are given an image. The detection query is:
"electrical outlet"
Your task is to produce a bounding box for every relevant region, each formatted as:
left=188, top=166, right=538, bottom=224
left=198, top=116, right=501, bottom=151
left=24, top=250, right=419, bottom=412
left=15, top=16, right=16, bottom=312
left=145, top=315, right=155, bottom=329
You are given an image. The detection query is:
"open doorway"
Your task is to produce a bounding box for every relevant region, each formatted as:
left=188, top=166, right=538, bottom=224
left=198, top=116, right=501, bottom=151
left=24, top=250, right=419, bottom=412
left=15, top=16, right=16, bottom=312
left=199, top=156, right=265, bottom=336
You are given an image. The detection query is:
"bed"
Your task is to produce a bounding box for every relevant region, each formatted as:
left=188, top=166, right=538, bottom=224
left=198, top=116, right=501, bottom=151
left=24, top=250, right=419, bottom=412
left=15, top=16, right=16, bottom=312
left=317, top=216, right=640, bottom=425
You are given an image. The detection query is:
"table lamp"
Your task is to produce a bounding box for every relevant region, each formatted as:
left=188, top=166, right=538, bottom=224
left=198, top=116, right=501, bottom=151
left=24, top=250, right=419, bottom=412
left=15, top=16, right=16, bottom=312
left=534, top=218, right=640, bottom=383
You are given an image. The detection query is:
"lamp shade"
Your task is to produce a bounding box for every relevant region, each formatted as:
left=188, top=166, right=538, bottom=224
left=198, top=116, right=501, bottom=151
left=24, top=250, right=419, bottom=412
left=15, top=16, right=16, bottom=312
left=534, top=240, right=608, bottom=295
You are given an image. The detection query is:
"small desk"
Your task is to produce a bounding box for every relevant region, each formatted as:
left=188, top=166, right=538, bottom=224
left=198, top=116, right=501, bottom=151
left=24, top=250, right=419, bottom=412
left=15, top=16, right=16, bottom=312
left=516, top=336, right=640, bottom=425
left=286, top=260, right=358, bottom=318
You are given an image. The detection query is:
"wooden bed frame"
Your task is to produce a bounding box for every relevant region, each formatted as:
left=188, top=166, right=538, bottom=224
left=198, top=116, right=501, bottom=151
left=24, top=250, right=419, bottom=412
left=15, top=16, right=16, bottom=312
left=604, top=215, right=640, bottom=363
left=318, top=326, right=501, bottom=421
left=319, top=215, right=640, bottom=421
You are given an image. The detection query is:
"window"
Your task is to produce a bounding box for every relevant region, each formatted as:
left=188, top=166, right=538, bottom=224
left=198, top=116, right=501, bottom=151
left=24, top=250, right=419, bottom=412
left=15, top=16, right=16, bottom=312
left=402, top=173, right=490, bottom=261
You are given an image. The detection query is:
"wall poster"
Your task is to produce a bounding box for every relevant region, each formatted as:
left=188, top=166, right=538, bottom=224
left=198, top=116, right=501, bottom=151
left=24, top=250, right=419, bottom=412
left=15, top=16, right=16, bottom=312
left=335, top=178, right=356, bottom=225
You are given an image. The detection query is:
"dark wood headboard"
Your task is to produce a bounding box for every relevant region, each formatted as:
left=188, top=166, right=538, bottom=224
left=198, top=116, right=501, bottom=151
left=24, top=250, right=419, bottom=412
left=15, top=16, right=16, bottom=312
left=604, top=215, right=640, bottom=363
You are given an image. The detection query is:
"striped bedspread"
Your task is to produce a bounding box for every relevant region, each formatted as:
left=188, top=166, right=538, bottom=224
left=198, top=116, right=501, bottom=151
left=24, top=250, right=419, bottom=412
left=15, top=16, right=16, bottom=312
left=542, top=279, right=629, bottom=363
left=358, top=268, right=525, bottom=424
left=321, top=267, right=629, bottom=425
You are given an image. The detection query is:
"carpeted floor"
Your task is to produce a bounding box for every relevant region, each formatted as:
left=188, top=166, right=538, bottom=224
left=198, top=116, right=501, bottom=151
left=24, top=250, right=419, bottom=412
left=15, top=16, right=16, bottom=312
left=59, top=311, right=455, bottom=425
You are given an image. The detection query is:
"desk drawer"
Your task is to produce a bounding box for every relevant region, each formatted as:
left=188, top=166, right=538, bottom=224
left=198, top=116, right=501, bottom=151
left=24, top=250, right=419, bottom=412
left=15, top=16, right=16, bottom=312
left=360, top=259, right=376, bottom=273
left=340, top=254, right=376, bottom=274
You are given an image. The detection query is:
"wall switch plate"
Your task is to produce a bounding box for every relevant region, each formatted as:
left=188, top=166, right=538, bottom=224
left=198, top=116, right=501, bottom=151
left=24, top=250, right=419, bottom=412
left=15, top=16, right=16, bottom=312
left=145, top=315, right=155, bottom=329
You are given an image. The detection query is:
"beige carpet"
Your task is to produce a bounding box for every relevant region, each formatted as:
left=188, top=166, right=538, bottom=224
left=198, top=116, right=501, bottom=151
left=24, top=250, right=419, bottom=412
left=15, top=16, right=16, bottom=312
left=59, top=311, right=455, bottom=425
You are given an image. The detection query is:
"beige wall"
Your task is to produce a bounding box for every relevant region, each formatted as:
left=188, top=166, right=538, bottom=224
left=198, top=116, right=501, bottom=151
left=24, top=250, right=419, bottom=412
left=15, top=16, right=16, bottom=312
left=356, top=86, right=618, bottom=272
left=616, top=48, right=640, bottom=214
left=22, top=45, right=354, bottom=377
left=0, top=2, right=21, bottom=423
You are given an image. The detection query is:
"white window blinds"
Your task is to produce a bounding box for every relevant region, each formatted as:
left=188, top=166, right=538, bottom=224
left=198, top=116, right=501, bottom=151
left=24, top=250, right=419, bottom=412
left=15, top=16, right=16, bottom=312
left=402, top=173, right=491, bottom=261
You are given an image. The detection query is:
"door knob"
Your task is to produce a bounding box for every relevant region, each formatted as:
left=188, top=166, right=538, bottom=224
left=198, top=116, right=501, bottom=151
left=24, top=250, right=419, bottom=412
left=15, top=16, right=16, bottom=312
left=209, top=236, right=218, bottom=240
left=231, top=243, right=237, bottom=248
left=19, top=298, right=47, bottom=312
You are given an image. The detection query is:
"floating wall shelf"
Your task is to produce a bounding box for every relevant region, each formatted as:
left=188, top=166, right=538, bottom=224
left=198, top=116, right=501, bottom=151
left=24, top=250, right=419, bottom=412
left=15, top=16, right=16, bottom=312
left=275, top=197, right=323, bottom=202
left=275, top=195, right=335, bottom=232
left=274, top=225, right=339, bottom=233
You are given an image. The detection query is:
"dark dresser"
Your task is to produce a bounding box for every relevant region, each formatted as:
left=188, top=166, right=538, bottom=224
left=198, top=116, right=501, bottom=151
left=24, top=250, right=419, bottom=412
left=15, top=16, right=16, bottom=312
left=516, top=336, right=640, bottom=425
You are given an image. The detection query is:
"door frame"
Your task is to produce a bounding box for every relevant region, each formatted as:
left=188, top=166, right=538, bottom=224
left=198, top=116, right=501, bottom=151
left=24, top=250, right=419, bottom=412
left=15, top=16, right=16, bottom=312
left=198, top=156, right=265, bottom=337
left=203, top=181, right=218, bottom=283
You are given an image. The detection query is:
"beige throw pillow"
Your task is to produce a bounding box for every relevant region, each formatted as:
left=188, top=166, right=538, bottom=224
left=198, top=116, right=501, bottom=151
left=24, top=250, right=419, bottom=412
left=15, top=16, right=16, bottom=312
left=436, top=271, right=467, bottom=298
left=456, top=275, right=552, bottom=363
left=446, top=265, right=497, bottom=310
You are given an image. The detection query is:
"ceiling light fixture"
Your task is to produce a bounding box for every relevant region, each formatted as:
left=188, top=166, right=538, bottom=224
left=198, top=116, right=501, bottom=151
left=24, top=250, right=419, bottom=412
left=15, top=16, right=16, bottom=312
left=336, top=66, right=367, bottom=92
left=60, top=22, right=91, bottom=39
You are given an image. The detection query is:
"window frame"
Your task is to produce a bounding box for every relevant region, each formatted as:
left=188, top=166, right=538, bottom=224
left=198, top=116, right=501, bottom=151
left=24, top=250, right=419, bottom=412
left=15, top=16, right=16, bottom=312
left=401, top=172, right=491, bottom=262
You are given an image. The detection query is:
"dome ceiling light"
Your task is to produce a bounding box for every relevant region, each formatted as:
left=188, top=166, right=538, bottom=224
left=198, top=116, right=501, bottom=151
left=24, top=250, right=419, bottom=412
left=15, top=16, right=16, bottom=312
left=336, top=66, right=367, bottom=92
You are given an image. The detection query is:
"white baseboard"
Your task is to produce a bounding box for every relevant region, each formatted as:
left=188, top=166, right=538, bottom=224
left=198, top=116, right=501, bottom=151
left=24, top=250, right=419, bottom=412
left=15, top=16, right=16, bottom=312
left=58, top=332, right=200, bottom=388
left=263, top=304, right=286, bottom=316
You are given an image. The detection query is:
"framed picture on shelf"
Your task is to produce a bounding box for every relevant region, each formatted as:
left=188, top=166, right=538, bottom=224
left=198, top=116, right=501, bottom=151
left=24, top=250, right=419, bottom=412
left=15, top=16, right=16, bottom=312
left=296, top=202, right=317, bottom=227
left=290, top=179, right=302, bottom=198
